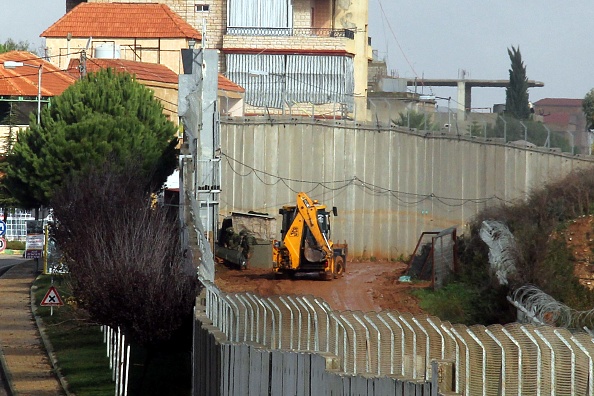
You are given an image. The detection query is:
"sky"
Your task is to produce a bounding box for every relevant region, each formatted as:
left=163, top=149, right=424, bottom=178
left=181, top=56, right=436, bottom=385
left=2, top=0, right=594, bottom=110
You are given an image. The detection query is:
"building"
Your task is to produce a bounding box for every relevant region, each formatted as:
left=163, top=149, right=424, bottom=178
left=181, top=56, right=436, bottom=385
left=533, top=98, right=589, bottom=154
left=67, top=57, right=245, bottom=119
left=42, top=3, right=202, bottom=73
left=0, top=51, right=75, bottom=151
left=64, top=0, right=373, bottom=120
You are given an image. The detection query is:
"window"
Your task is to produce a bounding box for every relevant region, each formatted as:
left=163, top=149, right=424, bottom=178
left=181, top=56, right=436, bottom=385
left=228, top=0, right=291, bottom=28
left=195, top=4, right=210, bottom=12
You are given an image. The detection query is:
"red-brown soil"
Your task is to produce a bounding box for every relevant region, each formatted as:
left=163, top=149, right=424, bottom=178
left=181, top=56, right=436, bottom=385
left=214, top=260, right=429, bottom=314
left=559, top=215, right=594, bottom=289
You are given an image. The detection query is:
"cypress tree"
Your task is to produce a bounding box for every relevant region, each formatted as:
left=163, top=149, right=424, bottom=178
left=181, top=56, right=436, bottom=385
left=505, top=46, right=531, bottom=120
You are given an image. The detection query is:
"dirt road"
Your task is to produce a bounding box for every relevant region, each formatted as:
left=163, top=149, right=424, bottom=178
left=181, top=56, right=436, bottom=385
left=215, top=260, right=428, bottom=314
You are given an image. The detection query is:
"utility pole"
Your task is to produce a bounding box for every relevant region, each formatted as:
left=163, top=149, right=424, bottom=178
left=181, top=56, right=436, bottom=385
left=79, top=50, right=87, bottom=79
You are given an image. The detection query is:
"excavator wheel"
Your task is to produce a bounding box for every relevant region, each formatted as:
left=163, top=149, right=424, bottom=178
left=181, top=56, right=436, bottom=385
left=322, top=271, right=333, bottom=281
left=333, top=256, right=345, bottom=279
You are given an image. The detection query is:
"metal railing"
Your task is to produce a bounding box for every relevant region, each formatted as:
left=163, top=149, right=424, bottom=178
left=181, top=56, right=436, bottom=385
left=102, top=325, right=130, bottom=396
left=368, top=100, right=588, bottom=156
left=226, top=27, right=355, bottom=39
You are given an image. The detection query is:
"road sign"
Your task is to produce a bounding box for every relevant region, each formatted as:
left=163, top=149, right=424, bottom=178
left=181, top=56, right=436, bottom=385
left=41, top=286, right=64, bottom=306
left=0, top=237, right=5, bottom=253
left=26, top=250, right=42, bottom=259
left=0, top=220, right=6, bottom=236
left=26, top=234, right=44, bottom=250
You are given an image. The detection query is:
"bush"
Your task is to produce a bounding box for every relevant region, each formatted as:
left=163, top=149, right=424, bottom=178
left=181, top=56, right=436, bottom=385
left=450, top=166, right=594, bottom=325
left=7, top=240, right=25, bottom=250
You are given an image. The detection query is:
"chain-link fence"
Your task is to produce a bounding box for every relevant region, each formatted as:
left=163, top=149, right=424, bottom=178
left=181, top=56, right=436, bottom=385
left=368, top=99, right=590, bottom=156
left=405, top=227, right=457, bottom=289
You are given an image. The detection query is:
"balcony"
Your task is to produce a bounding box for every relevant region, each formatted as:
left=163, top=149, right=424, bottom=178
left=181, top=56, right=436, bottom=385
left=223, top=27, right=356, bottom=55
left=226, top=27, right=355, bottom=39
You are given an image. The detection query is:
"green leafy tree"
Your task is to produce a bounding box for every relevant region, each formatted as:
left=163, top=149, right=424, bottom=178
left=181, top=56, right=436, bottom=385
left=505, top=46, right=531, bottom=120
left=0, top=38, right=33, bottom=54
left=582, top=88, right=594, bottom=130
left=4, top=68, right=178, bottom=208
left=394, top=110, right=436, bottom=131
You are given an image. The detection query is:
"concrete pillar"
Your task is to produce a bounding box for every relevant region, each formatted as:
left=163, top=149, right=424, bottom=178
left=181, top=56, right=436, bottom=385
left=431, top=360, right=455, bottom=395
left=456, top=81, right=467, bottom=113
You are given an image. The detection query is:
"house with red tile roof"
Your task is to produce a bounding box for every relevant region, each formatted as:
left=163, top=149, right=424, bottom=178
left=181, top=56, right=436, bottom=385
left=0, top=51, right=76, bottom=151
left=42, top=3, right=202, bottom=73
left=534, top=98, right=589, bottom=154
left=67, top=58, right=245, bottom=119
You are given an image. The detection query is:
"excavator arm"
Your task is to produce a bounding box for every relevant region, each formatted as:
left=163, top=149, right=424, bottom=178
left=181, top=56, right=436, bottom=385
left=295, top=192, right=333, bottom=259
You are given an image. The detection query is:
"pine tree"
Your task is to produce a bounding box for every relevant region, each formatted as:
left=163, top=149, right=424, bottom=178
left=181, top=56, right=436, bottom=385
left=505, top=46, right=531, bottom=120
left=4, top=68, right=178, bottom=208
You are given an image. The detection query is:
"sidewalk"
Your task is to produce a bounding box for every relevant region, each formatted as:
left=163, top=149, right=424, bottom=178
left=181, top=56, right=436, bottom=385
left=0, top=260, right=64, bottom=395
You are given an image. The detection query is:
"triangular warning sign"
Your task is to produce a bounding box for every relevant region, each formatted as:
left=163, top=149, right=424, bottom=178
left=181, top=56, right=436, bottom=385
left=41, top=286, right=64, bottom=306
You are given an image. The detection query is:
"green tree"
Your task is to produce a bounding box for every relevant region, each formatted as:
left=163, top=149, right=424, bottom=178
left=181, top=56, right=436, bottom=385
left=582, top=88, right=594, bottom=130
left=4, top=68, right=178, bottom=208
left=505, top=46, right=531, bottom=120
left=0, top=38, right=33, bottom=54
left=394, top=110, right=437, bottom=131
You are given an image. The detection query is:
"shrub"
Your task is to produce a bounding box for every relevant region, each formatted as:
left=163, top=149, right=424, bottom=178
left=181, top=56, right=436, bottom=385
left=7, top=240, right=25, bottom=250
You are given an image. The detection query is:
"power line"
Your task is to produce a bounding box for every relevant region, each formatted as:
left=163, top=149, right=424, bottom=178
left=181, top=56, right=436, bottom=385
left=375, top=0, right=434, bottom=96
left=221, top=151, right=512, bottom=207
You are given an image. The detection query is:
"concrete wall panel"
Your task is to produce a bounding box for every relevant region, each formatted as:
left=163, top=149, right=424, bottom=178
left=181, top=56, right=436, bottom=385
left=220, top=119, right=594, bottom=258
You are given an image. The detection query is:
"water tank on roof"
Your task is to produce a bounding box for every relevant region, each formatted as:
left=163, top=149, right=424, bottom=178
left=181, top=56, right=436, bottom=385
left=94, top=43, right=121, bottom=59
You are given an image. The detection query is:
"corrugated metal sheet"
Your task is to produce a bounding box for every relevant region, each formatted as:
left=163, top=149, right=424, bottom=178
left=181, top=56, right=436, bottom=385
left=227, top=54, right=285, bottom=108
left=227, top=54, right=354, bottom=109
left=228, top=0, right=292, bottom=28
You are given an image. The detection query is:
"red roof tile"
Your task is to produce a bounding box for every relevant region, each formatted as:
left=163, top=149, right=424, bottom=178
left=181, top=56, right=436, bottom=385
left=68, top=58, right=178, bottom=84
left=0, top=51, right=76, bottom=97
left=543, top=113, right=571, bottom=125
left=534, top=98, right=583, bottom=107
left=218, top=74, right=245, bottom=93
left=67, top=57, right=245, bottom=93
left=41, top=3, right=201, bottom=40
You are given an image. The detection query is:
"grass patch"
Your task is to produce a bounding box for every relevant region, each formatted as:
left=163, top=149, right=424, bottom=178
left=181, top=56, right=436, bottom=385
left=414, top=283, right=475, bottom=324
left=32, top=275, right=193, bottom=395
left=33, top=275, right=114, bottom=396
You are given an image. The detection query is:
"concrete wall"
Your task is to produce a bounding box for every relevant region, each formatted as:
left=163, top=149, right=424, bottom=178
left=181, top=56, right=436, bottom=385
left=0, top=125, right=23, bottom=154
left=220, top=118, right=594, bottom=259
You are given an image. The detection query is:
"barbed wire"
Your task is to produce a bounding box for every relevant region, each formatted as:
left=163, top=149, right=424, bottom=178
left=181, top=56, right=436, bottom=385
left=511, top=285, right=594, bottom=330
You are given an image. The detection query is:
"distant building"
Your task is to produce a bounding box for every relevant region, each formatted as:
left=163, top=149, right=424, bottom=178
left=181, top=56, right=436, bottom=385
left=533, top=98, right=589, bottom=154
left=63, top=0, right=373, bottom=120
left=0, top=51, right=75, bottom=149
left=67, top=57, right=245, bottom=119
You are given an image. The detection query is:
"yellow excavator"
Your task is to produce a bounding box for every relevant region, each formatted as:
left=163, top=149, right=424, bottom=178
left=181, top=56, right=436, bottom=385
left=272, top=192, right=347, bottom=280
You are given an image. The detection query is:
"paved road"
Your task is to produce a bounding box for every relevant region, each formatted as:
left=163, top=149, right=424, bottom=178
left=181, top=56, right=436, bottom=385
left=0, top=255, right=29, bottom=277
